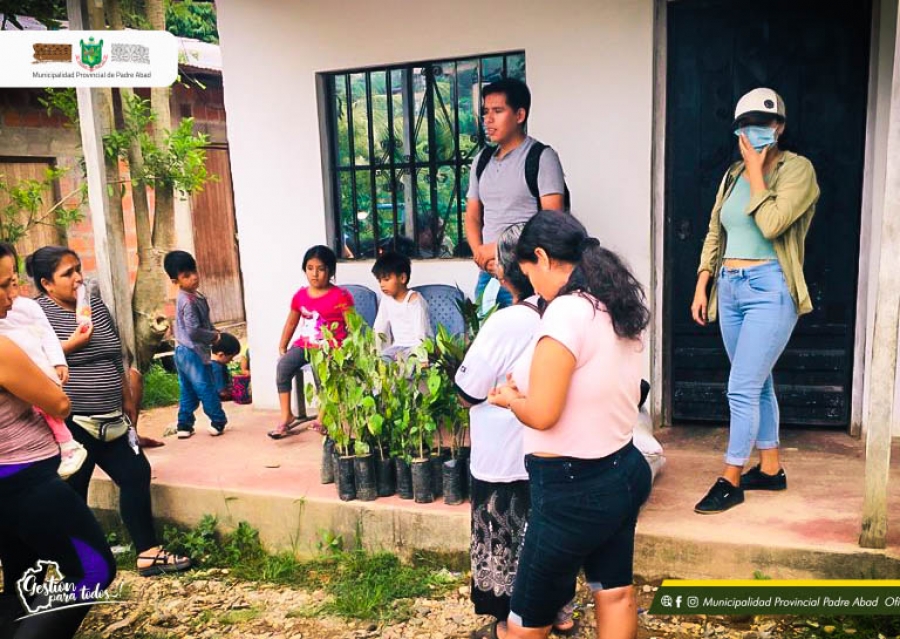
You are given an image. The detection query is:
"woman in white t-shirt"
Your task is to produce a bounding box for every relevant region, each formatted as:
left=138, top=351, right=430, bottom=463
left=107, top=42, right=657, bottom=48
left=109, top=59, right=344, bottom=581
left=489, top=210, right=652, bottom=639
left=456, top=224, right=574, bottom=639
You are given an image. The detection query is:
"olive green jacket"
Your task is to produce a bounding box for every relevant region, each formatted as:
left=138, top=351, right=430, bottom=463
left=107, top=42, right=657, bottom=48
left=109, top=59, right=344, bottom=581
left=697, top=151, right=820, bottom=322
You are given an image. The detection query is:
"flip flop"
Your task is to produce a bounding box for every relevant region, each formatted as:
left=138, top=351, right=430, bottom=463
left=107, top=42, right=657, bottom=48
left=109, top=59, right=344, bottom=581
left=552, top=618, right=580, bottom=637
left=469, top=620, right=499, bottom=639
left=267, top=417, right=311, bottom=439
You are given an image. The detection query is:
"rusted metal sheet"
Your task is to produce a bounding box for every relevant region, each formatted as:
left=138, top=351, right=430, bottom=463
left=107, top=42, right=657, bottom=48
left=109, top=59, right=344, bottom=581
left=190, top=148, right=245, bottom=324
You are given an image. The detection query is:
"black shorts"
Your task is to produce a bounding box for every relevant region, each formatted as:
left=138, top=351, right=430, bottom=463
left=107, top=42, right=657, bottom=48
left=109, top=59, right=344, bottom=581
left=508, top=442, right=651, bottom=628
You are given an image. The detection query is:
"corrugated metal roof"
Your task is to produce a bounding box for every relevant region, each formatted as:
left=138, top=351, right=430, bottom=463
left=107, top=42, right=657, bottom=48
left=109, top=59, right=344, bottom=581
left=0, top=13, right=221, bottom=73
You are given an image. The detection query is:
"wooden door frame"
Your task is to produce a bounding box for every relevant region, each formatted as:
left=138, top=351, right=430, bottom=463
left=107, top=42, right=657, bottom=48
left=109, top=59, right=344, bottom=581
left=650, top=0, right=887, bottom=435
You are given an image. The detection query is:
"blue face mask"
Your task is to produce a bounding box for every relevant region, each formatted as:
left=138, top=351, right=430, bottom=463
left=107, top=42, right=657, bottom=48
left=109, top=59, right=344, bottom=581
left=735, top=125, right=778, bottom=151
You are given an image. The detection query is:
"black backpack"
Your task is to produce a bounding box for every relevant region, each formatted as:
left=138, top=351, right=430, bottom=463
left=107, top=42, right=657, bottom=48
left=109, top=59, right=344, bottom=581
left=475, top=140, right=571, bottom=212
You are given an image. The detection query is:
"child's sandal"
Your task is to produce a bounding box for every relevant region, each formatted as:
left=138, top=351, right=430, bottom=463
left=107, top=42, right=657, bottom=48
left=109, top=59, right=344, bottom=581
left=137, top=549, right=192, bottom=577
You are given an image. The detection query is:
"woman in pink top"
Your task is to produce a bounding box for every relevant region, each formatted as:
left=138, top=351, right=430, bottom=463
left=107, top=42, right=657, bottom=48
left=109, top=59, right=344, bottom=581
left=489, top=211, right=651, bottom=639
left=270, top=245, right=354, bottom=438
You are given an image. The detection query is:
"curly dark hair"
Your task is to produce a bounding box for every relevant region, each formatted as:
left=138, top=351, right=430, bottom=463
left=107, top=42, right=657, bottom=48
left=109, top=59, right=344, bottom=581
left=516, top=211, right=650, bottom=340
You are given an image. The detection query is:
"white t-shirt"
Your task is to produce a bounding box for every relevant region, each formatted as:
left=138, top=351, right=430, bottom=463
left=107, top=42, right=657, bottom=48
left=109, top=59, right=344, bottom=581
left=512, top=293, right=642, bottom=459
left=455, top=296, right=541, bottom=482
left=373, top=290, right=431, bottom=350
left=0, top=296, right=66, bottom=381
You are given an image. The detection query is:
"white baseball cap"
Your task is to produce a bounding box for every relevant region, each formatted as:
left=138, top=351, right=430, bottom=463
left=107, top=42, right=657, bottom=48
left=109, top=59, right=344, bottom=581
left=733, top=88, right=786, bottom=129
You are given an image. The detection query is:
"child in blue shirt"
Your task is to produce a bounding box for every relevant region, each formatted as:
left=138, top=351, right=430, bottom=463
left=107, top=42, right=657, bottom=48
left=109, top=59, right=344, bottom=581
left=211, top=332, right=241, bottom=400
left=164, top=250, right=228, bottom=438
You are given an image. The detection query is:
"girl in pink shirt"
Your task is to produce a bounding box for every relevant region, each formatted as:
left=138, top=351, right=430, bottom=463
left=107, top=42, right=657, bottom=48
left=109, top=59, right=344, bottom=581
left=489, top=211, right=651, bottom=639
left=270, top=246, right=354, bottom=438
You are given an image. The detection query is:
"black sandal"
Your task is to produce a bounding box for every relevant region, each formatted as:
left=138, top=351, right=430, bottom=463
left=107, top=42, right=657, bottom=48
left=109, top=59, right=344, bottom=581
left=470, top=620, right=499, bottom=639
left=137, top=549, right=192, bottom=577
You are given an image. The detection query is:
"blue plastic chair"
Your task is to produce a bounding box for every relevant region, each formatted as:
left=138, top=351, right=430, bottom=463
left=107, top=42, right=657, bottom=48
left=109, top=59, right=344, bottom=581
left=412, top=284, right=467, bottom=337
left=342, top=283, right=379, bottom=327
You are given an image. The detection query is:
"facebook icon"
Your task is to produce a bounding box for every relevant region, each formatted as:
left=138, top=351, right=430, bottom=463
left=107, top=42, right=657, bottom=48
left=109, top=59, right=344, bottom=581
left=675, top=595, right=683, bottom=609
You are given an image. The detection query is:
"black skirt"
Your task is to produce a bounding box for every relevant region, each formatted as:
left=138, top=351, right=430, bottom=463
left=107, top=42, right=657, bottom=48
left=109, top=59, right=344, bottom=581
left=469, top=476, right=530, bottom=621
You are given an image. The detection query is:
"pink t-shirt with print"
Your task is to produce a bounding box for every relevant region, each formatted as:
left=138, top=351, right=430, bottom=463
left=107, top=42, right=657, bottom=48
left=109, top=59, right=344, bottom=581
left=512, top=293, right=643, bottom=459
left=290, top=286, right=354, bottom=349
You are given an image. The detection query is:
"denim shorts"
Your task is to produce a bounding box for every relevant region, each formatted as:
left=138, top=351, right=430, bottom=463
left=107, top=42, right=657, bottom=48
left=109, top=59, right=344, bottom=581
left=509, top=441, right=651, bottom=628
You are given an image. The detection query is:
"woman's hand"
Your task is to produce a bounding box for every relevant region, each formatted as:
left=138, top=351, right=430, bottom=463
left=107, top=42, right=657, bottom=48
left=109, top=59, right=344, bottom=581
left=488, top=373, right=524, bottom=409
left=739, top=134, right=770, bottom=194
left=65, top=322, right=94, bottom=353
left=691, top=271, right=711, bottom=326
left=739, top=134, right=768, bottom=172
left=691, top=289, right=708, bottom=326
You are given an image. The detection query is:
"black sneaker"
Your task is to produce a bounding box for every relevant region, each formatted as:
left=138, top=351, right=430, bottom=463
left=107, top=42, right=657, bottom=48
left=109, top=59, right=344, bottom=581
left=740, top=465, right=787, bottom=491
left=176, top=426, right=194, bottom=439
left=694, top=478, right=744, bottom=514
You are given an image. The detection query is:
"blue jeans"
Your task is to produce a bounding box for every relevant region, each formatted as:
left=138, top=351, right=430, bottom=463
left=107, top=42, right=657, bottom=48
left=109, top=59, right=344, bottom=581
left=717, top=262, right=797, bottom=466
left=211, top=361, right=229, bottom=394
left=175, top=345, right=227, bottom=431
left=475, top=270, right=513, bottom=310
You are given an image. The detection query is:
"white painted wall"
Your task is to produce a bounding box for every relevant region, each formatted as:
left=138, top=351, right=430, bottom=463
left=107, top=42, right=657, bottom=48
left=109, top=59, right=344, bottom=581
left=216, top=0, right=655, bottom=409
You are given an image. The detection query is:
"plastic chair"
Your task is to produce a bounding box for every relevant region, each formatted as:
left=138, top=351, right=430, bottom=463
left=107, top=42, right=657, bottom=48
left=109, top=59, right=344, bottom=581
left=342, top=283, right=379, bottom=327
left=411, top=284, right=467, bottom=337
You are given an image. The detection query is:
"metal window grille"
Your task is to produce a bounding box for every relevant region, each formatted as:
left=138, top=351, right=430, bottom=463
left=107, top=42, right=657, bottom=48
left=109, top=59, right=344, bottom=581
left=323, top=52, right=525, bottom=260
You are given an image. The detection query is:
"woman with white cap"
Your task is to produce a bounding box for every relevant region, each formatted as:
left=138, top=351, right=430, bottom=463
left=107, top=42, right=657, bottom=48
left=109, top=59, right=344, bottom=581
left=691, top=88, right=820, bottom=514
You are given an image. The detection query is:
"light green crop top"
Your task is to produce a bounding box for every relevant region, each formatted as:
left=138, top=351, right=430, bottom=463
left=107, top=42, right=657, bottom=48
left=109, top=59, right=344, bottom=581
left=721, top=176, right=778, bottom=260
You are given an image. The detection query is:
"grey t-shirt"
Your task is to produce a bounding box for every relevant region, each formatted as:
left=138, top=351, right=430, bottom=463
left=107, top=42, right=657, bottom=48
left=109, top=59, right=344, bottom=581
left=466, top=136, right=566, bottom=244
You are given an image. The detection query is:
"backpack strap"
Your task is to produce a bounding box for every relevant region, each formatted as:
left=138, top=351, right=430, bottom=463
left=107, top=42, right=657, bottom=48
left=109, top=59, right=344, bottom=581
left=524, top=141, right=547, bottom=208
left=475, top=146, right=495, bottom=182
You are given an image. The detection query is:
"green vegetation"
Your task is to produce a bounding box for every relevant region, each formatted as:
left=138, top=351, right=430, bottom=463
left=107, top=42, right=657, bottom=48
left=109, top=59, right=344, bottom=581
left=308, top=311, right=470, bottom=461
left=142, top=364, right=180, bottom=408
left=783, top=616, right=900, bottom=638
left=0, top=165, right=85, bottom=245
left=165, top=0, right=218, bottom=43
left=159, top=515, right=462, bottom=622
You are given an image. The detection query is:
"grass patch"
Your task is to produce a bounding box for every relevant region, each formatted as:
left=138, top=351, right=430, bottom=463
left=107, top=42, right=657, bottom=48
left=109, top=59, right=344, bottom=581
left=160, top=515, right=464, bottom=622
left=143, top=364, right=180, bottom=408
left=294, top=550, right=457, bottom=621
left=105, top=530, right=137, bottom=570
left=218, top=607, right=262, bottom=626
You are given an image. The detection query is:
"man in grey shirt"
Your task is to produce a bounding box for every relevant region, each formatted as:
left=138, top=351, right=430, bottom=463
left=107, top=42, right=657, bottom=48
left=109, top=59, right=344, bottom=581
left=466, top=78, right=566, bottom=307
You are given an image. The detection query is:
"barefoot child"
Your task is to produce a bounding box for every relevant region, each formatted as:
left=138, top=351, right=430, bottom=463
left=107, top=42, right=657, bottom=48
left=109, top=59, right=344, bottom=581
left=270, top=245, right=354, bottom=439
left=0, top=254, right=86, bottom=478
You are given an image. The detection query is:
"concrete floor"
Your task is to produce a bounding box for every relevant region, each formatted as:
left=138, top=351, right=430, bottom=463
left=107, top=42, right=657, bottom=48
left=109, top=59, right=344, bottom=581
left=86, top=402, right=900, bottom=580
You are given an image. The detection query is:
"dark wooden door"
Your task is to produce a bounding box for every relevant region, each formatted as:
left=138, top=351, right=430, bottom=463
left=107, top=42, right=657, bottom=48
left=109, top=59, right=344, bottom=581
left=665, top=0, right=872, bottom=427
left=191, top=147, right=246, bottom=324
